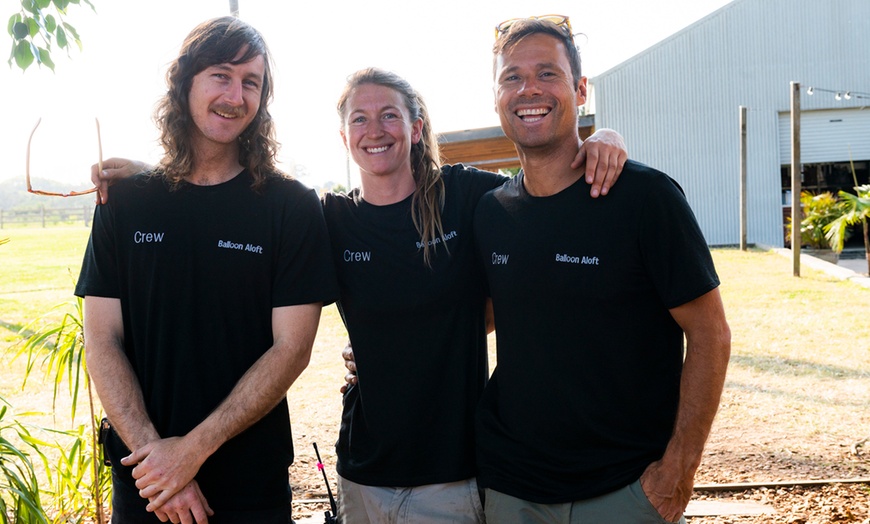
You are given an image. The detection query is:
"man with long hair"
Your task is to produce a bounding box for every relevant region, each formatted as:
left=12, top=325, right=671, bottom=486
left=76, top=17, right=338, bottom=523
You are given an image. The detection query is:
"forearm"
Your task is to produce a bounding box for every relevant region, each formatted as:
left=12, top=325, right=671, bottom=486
left=641, top=290, right=730, bottom=520
left=185, top=304, right=321, bottom=459
left=660, top=327, right=731, bottom=474
left=124, top=304, right=322, bottom=512
left=84, top=298, right=159, bottom=450
left=190, top=340, right=312, bottom=456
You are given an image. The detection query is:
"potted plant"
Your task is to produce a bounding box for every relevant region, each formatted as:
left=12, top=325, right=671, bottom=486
left=826, top=184, right=870, bottom=275
left=789, top=191, right=849, bottom=264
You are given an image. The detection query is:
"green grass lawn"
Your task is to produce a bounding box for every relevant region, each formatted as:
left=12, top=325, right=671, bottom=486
left=0, top=227, right=91, bottom=344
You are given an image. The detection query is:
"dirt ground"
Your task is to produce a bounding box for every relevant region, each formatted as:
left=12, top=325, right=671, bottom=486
left=286, top=313, right=870, bottom=523
left=287, top=402, right=870, bottom=524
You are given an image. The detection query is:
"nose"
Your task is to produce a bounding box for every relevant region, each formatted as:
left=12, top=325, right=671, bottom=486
left=223, top=80, right=244, bottom=105
left=517, top=78, right=542, bottom=97
left=364, top=120, right=384, bottom=138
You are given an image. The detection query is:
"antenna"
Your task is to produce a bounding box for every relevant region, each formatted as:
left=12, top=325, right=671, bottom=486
left=313, top=442, right=339, bottom=524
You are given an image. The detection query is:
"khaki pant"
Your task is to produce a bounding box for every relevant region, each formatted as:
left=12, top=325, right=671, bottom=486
left=485, top=480, right=686, bottom=524
left=338, top=475, right=484, bottom=524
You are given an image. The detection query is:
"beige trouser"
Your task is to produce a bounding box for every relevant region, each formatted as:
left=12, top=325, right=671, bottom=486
left=485, top=480, right=686, bottom=524
left=338, top=475, right=484, bottom=524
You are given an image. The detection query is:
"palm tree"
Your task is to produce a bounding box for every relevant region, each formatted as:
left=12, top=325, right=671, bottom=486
left=826, top=184, right=870, bottom=275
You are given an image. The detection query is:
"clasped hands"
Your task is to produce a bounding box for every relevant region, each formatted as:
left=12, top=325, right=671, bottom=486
left=120, top=436, right=214, bottom=524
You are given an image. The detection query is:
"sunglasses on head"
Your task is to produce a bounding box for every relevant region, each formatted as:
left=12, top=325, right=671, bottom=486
left=495, top=14, right=572, bottom=40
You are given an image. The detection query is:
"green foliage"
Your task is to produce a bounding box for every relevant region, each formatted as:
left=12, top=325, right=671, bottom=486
left=791, top=191, right=849, bottom=250
left=4, top=295, right=110, bottom=523
left=331, top=184, right=348, bottom=194
left=825, top=184, right=870, bottom=253
left=6, top=0, right=95, bottom=72
left=33, top=423, right=110, bottom=524
left=0, top=405, right=50, bottom=524
left=15, top=297, right=86, bottom=420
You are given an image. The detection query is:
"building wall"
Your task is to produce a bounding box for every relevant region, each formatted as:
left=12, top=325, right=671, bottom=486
left=590, top=0, right=870, bottom=246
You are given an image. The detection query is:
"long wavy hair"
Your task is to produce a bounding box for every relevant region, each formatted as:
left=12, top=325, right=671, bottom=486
left=154, top=16, right=280, bottom=189
left=337, top=68, right=447, bottom=267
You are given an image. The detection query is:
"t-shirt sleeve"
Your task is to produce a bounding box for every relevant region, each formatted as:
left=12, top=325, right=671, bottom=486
left=74, top=203, right=120, bottom=299
left=443, top=163, right=508, bottom=202
left=639, top=174, right=720, bottom=309
left=271, top=184, right=339, bottom=308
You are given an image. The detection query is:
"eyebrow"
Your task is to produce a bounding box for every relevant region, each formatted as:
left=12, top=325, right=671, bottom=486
left=499, top=62, right=561, bottom=78
left=209, top=62, right=264, bottom=83
left=349, top=104, right=402, bottom=115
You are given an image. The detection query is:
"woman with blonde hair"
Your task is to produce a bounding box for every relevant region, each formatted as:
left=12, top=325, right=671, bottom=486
left=325, top=67, right=626, bottom=523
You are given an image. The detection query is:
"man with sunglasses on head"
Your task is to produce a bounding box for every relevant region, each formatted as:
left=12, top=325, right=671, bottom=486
left=75, top=17, right=338, bottom=524
left=473, top=16, right=731, bottom=523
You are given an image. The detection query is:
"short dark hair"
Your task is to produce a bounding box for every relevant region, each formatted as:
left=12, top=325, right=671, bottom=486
left=493, top=19, right=583, bottom=86
left=154, top=16, right=280, bottom=188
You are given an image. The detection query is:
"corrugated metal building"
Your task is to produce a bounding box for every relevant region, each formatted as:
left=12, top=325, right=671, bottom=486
left=589, top=0, right=870, bottom=246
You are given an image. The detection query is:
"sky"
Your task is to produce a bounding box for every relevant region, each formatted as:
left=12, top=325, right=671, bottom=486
left=2, top=0, right=734, bottom=191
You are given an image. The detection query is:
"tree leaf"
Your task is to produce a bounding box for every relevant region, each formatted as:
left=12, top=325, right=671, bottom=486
left=37, top=46, right=54, bottom=71
left=44, top=13, right=56, bottom=32
left=25, top=16, right=39, bottom=37
left=62, top=21, right=82, bottom=50
left=7, top=13, right=23, bottom=37
left=14, top=40, right=34, bottom=69
left=12, top=22, right=29, bottom=40
left=62, top=20, right=79, bottom=40
left=37, top=0, right=52, bottom=9
left=22, top=0, right=38, bottom=15
left=56, top=25, right=67, bottom=48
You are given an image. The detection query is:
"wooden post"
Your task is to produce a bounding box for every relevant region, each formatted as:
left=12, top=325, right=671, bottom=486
left=739, top=106, right=748, bottom=251
left=41, top=204, right=46, bottom=228
left=790, top=82, right=801, bottom=277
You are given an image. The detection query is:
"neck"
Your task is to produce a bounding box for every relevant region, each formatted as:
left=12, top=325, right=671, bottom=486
left=517, top=137, right=584, bottom=197
left=186, top=141, right=244, bottom=186
left=358, top=170, right=417, bottom=205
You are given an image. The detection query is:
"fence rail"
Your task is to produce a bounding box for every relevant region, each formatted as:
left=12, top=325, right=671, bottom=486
left=1, top=205, right=94, bottom=228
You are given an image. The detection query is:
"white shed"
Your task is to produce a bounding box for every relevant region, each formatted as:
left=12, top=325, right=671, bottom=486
left=589, top=0, right=870, bottom=247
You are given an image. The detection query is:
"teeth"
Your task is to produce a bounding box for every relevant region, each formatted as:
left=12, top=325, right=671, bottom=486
left=516, top=108, right=549, bottom=116
left=366, top=146, right=389, bottom=154
left=214, top=110, right=238, bottom=119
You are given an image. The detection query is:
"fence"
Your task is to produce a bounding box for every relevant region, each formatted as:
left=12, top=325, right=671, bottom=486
left=0, top=205, right=94, bottom=228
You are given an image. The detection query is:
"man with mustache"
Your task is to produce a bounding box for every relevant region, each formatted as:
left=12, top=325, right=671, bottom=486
left=75, top=17, right=337, bottom=524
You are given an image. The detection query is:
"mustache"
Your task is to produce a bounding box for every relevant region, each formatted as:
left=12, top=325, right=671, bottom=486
left=210, top=104, right=247, bottom=118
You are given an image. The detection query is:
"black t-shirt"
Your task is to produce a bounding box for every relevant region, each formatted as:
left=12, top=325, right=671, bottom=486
left=473, top=160, right=720, bottom=503
left=322, top=164, right=504, bottom=486
left=75, top=170, right=339, bottom=510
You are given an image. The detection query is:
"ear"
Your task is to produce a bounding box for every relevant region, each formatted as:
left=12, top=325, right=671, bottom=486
left=340, top=128, right=348, bottom=150
left=575, top=76, right=588, bottom=107
left=411, top=118, right=424, bottom=144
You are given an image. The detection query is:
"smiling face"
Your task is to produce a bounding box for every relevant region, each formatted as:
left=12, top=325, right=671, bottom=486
left=188, top=49, right=265, bottom=153
left=494, top=33, right=587, bottom=152
left=340, top=83, right=423, bottom=181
